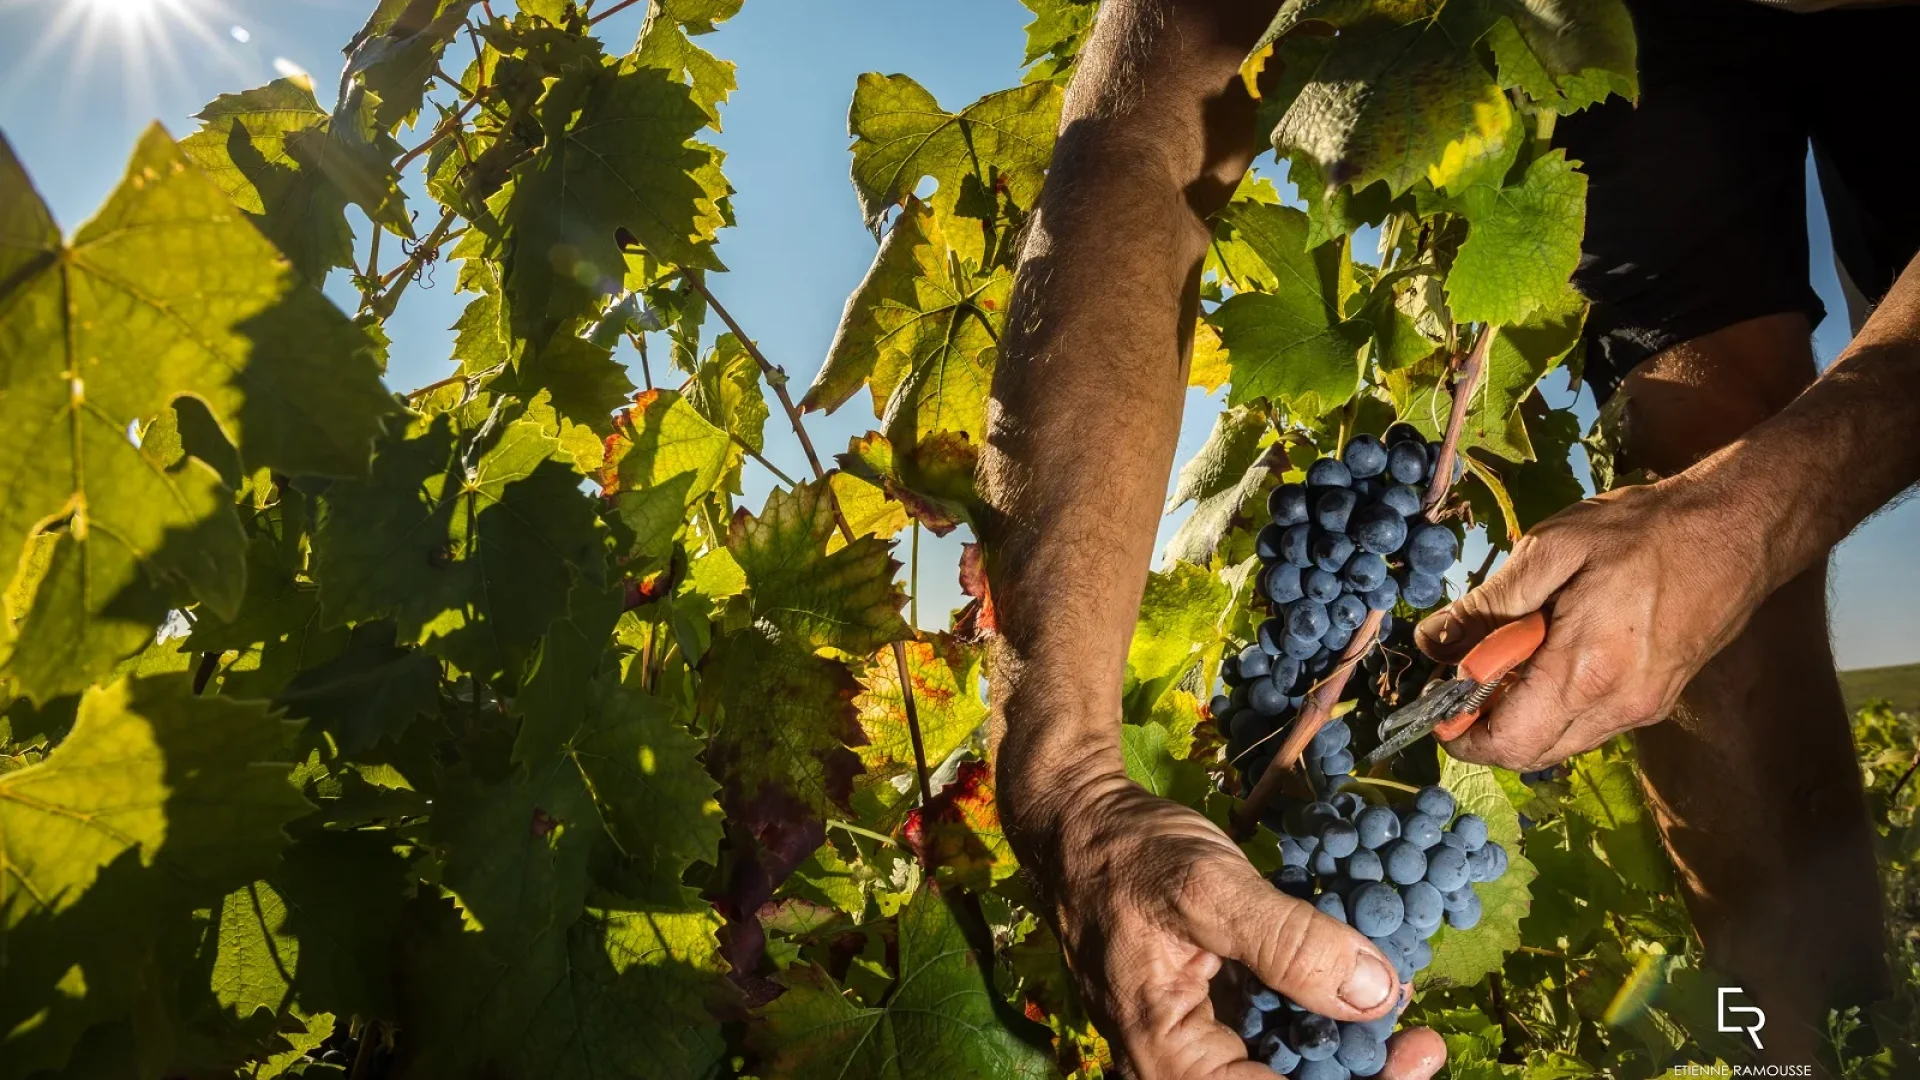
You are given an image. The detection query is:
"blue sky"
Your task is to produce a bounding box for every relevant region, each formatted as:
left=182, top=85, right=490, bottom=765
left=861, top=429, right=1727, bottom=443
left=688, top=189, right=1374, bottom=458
left=2, top=0, right=1913, bottom=670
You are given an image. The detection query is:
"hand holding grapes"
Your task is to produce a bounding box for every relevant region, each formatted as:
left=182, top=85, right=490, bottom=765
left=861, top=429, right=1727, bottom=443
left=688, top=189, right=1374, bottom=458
left=1413, top=476, right=1771, bottom=770
left=1005, top=770, right=1447, bottom=1079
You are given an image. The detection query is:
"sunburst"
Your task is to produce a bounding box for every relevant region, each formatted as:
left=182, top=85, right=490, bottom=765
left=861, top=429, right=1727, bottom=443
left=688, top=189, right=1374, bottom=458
left=2, top=0, right=255, bottom=126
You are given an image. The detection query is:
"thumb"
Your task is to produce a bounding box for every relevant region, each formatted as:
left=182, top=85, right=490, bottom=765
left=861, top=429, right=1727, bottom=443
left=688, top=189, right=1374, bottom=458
left=1416, top=534, right=1581, bottom=663
left=1184, top=863, right=1398, bottom=1022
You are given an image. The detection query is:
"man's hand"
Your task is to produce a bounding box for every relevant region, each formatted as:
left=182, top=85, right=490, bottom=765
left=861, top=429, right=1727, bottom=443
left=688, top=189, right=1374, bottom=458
left=1015, top=770, right=1446, bottom=1080
left=1414, top=476, right=1773, bottom=770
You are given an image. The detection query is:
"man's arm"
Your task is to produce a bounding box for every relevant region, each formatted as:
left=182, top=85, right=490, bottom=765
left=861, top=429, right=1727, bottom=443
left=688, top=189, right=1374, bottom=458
left=1419, top=254, right=1920, bottom=768
left=981, top=4, right=1440, bottom=1078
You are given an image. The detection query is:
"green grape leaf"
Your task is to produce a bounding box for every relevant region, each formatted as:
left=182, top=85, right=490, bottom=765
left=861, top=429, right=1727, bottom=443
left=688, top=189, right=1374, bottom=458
left=198, top=830, right=411, bottom=1021
left=315, top=414, right=608, bottom=678
left=854, top=635, right=987, bottom=799
left=1484, top=0, right=1637, bottom=113
left=498, top=333, right=638, bottom=438
left=1385, top=284, right=1584, bottom=462
left=1263, top=0, right=1505, bottom=198
left=806, top=199, right=1008, bottom=444
left=275, top=621, right=439, bottom=756
left=0, top=128, right=390, bottom=696
left=729, top=481, right=910, bottom=656
left=505, top=56, right=728, bottom=324
left=342, top=0, right=480, bottom=132
left=1121, top=721, right=1209, bottom=808
left=1162, top=404, right=1275, bottom=566
left=434, top=758, right=596, bottom=952
left=179, top=80, right=355, bottom=281
left=1420, top=753, right=1537, bottom=989
left=567, top=680, right=725, bottom=880
left=754, top=883, right=1050, bottom=1080
left=1126, top=561, right=1231, bottom=710
left=397, top=892, right=732, bottom=1080
left=827, top=470, right=911, bottom=552
left=840, top=430, right=976, bottom=536
left=1207, top=202, right=1369, bottom=414
left=0, top=676, right=308, bottom=932
left=700, top=626, right=862, bottom=817
left=846, top=74, right=1060, bottom=236
left=1019, top=0, right=1098, bottom=82
left=686, top=332, right=769, bottom=463
left=634, top=2, right=739, bottom=128
left=283, top=99, right=413, bottom=241
left=1445, top=150, right=1587, bottom=327
left=598, top=389, right=733, bottom=561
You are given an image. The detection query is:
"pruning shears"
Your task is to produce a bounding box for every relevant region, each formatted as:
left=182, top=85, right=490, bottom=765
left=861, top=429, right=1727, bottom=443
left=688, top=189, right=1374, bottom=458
left=1362, top=611, right=1548, bottom=769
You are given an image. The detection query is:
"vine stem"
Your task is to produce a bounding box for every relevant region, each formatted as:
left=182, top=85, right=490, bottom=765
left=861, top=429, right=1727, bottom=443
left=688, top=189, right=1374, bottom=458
left=365, top=208, right=460, bottom=320
left=681, top=271, right=935, bottom=807
left=1233, top=324, right=1496, bottom=838
left=588, top=0, right=646, bottom=25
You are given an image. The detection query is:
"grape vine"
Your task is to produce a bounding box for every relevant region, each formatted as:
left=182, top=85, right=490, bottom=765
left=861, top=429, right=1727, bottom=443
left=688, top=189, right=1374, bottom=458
left=0, top=0, right=1897, bottom=1078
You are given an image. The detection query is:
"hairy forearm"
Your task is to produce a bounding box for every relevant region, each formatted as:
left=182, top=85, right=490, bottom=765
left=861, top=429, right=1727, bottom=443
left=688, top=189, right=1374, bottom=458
left=1694, top=254, right=1920, bottom=590
left=981, top=0, right=1275, bottom=840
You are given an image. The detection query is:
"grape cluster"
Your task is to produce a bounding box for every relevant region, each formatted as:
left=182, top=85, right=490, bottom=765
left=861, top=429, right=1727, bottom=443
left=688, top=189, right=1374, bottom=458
left=1242, top=785, right=1510, bottom=1078
left=1212, top=426, right=1461, bottom=791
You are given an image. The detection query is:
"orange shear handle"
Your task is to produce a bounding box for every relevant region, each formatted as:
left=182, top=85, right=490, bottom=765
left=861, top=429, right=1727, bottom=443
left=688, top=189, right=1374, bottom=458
left=1431, top=610, right=1548, bottom=742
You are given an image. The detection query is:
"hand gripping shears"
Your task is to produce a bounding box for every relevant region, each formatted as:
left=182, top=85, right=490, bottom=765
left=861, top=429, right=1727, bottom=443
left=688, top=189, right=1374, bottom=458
left=1361, top=611, right=1548, bottom=770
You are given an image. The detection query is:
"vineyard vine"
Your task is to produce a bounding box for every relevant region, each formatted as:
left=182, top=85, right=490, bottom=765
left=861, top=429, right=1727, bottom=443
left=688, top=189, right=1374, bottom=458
left=0, top=0, right=1913, bottom=1078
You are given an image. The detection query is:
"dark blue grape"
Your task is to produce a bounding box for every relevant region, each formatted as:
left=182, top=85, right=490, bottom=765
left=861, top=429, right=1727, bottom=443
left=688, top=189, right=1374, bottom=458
left=1387, top=441, right=1428, bottom=484
left=1407, top=524, right=1459, bottom=576
left=1321, top=748, right=1355, bottom=776
left=1439, top=832, right=1469, bottom=852
left=1382, top=839, right=1426, bottom=885
left=1385, top=422, right=1422, bottom=446
left=1274, top=864, right=1313, bottom=899
left=1305, top=568, right=1343, bottom=604
left=1450, top=813, right=1488, bottom=850
left=1281, top=836, right=1311, bottom=868
left=1296, top=830, right=1320, bottom=854
left=1320, top=819, right=1360, bottom=859
left=1257, top=618, right=1287, bottom=656
left=1425, top=845, right=1470, bottom=892
left=1208, top=693, right=1231, bottom=719
left=1442, top=886, right=1474, bottom=911
left=1279, top=522, right=1313, bottom=568
left=1427, top=440, right=1462, bottom=484
left=1284, top=632, right=1323, bottom=661
left=1447, top=888, right=1483, bottom=930
left=1343, top=434, right=1388, bottom=478
left=1312, top=531, right=1356, bottom=573
left=1321, top=624, right=1354, bottom=653
left=1238, top=645, right=1273, bottom=680
left=1288, top=601, right=1331, bottom=642
left=1350, top=882, right=1405, bottom=937
left=1309, top=719, right=1351, bottom=756
left=1307, top=459, right=1353, bottom=490
left=1257, top=1030, right=1302, bottom=1074
left=1231, top=710, right=1273, bottom=746
left=1386, top=919, right=1421, bottom=958
left=1304, top=800, right=1343, bottom=832
left=1364, top=579, right=1400, bottom=612
left=1250, top=986, right=1283, bottom=1012
left=1466, top=843, right=1495, bottom=882
left=1379, top=483, right=1423, bottom=518
left=1399, top=571, right=1445, bottom=609
left=1315, top=488, right=1358, bottom=533
left=1337, top=1022, right=1389, bottom=1077
left=1311, top=845, right=1341, bottom=877
left=1401, top=881, right=1443, bottom=929
left=1400, top=812, right=1442, bottom=850
left=1306, top=645, right=1334, bottom=673
left=1413, top=786, right=1456, bottom=821
left=1248, top=677, right=1291, bottom=716
left=1270, top=656, right=1302, bottom=695
left=1355, top=806, right=1401, bottom=850
left=1354, top=1011, right=1398, bottom=1042
left=1265, top=563, right=1306, bottom=605
left=1316, top=889, right=1349, bottom=923
left=1380, top=941, right=1413, bottom=983
left=1269, top=482, right=1310, bottom=526
left=1482, top=840, right=1508, bottom=880
left=1350, top=504, right=1407, bottom=556
left=1405, top=937, right=1433, bottom=971
left=1343, top=551, right=1389, bottom=593
left=1238, top=1004, right=1267, bottom=1039
left=1332, top=791, right=1366, bottom=818
left=1292, top=1013, right=1341, bottom=1061
left=1298, top=1057, right=1353, bottom=1080
left=1352, top=476, right=1382, bottom=502
left=1328, top=593, right=1367, bottom=633
left=1343, top=847, right=1384, bottom=882
left=1257, top=523, right=1287, bottom=564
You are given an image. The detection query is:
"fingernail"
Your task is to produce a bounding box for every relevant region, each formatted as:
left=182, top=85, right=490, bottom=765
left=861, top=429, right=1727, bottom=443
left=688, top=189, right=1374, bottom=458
left=1339, top=951, right=1394, bottom=1011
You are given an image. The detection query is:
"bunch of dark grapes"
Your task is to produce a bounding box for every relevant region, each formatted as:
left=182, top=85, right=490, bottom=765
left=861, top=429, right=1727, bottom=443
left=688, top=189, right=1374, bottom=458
left=1212, top=425, right=1461, bottom=793
left=1241, top=785, right=1510, bottom=1078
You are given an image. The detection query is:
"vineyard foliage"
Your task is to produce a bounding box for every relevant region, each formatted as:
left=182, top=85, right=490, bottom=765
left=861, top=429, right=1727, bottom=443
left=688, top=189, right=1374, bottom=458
left=0, top=1, right=1899, bottom=1078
